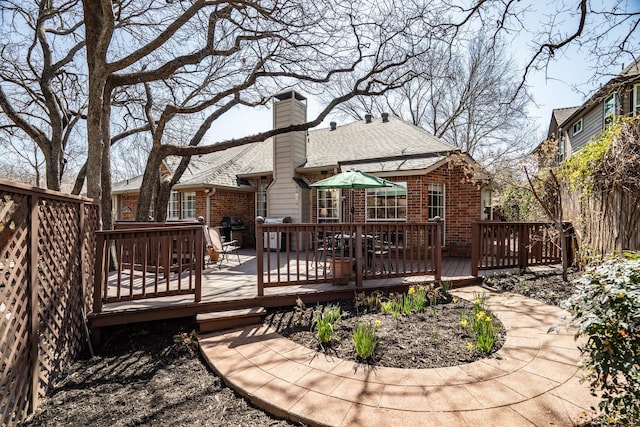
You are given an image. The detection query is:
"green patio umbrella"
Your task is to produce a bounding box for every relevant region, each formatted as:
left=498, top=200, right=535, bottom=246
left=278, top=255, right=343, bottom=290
left=310, top=170, right=397, bottom=222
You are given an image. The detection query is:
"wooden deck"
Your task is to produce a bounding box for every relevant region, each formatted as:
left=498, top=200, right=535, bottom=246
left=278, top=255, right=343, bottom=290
left=89, top=250, right=518, bottom=330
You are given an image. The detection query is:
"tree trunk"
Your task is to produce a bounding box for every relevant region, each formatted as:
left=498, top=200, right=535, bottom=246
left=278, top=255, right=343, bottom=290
left=100, top=90, right=113, bottom=229
left=82, top=0, right=112, bottom=203
left=136, top=148, right=164, bottom=221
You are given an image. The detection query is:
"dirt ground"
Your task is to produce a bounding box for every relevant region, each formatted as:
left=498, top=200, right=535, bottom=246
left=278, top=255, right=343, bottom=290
left=23, top=267, right=590, bottom=427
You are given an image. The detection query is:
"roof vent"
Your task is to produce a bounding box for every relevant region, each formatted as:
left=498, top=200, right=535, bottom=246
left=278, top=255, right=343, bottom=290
left=381, top=112, right=389, bottom=123
left=365, top=114, right=372, bottom=124
left=330, top=121, right=337, bottom=131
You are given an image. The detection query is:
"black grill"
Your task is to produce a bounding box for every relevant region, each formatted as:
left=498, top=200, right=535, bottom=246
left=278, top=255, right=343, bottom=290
left=220, top=216, right=247, bottom=243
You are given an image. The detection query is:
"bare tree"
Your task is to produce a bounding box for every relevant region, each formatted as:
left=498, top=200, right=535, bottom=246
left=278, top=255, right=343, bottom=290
left=0, top=0, right=86, bottom=191
left=328, top=35, right=536, bottom=166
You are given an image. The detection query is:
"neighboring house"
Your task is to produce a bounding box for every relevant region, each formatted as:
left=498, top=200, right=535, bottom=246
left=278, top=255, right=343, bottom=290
left=113, top=90, right=491, bottom=257
left=536, top=59, right=640, bottom=163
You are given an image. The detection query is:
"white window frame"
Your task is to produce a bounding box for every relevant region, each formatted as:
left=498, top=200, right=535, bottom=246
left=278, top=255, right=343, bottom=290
left=181, top=192, right=196, bottom=219
left=256, top=184, right=268, bottom=218
left=427, top=183, right=445, bottom=245
left=167, top=191, right=180, bottom=220
left=604, top=94, right=616, bottom=126
left=571, top=119, right=582, bottom=136
left=317, top=189, right=340, bottom=223
left=365, top=182, right=407, bottom=222
left=634, top=84, right=640, bottom=116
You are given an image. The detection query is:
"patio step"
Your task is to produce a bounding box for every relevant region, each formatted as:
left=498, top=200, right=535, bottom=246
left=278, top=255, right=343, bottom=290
left=197, top=307, right=266, bottom=333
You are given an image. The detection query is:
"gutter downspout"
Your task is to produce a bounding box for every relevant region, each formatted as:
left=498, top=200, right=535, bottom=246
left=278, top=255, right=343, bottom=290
left=205, top=187, right=216, bottom=226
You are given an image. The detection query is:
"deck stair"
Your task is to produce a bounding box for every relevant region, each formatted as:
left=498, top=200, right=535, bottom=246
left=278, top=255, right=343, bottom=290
left=197, top=306, right=266, bottom=333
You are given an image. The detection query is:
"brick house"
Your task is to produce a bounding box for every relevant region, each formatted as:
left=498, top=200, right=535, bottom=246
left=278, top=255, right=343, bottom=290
left=112, top=90, right=491, bottom=256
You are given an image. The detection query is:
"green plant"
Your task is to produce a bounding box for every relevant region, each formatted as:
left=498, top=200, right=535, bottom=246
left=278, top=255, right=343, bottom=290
left=312, top=304, right=342, bottom=346
left=381, top=293, right=403, bottom=323
left=352, top=321, right=379, bottom=360
left=431, top=331, right=439, bottom=347
left=561, top=256, right=640, bottom=425
left=459, top=292, right=499, bottom=354
left=439, top=281, right=452, bottom=299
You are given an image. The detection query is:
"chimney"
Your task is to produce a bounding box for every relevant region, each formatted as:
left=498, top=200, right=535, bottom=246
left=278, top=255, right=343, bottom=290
left=381, top=112, right=389, bottom=123
left=365, top=114, right=372, bottom=123
left=270, top=89, right=307, bottom=223
left=330, top=121, right=337, bottom=131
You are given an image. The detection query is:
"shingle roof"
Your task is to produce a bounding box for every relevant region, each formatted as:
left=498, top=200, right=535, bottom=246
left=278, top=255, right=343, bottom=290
left=113, top=115, right=460, bottom=192
left=552, top=107, right=580, bottom=129
left=301, top=116, right=455, bottom=170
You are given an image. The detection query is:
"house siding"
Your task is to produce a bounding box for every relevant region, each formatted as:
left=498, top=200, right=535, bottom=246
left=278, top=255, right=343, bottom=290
left=269, top=92, right=307, bottom=223
left=571, top=103, right=604, bottom=152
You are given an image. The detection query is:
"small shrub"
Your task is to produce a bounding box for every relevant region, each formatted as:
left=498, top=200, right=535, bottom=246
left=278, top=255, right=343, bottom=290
left=352, top=321, right=379, bottom=360
left=312, top=304, right=342, bottom=346
left=562, top=256, right=640, bottom=425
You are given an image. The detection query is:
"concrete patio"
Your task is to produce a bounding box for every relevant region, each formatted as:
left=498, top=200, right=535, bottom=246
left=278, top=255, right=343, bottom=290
left=200, top=286, right=598, bottom=427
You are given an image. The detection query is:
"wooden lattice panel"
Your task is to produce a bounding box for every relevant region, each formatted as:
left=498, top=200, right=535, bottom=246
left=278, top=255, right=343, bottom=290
left=35, top=198, right=85, bottom=402
left=0, top=191, right=32, bottom=425
left=0, top=181, right=99, bottom=426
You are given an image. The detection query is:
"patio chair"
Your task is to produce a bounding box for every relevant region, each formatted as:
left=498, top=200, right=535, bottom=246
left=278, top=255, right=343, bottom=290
left=204, top=226, right=241, bottom=268
left=311, top=232, right=337, bottom=270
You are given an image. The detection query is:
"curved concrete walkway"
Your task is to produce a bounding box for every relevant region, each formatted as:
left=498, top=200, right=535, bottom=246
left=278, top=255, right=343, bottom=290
left=199, top=286, right=598, bottom=426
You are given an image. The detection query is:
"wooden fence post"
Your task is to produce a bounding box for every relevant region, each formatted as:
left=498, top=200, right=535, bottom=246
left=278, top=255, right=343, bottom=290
left=29, top=194, right=39, bottom=413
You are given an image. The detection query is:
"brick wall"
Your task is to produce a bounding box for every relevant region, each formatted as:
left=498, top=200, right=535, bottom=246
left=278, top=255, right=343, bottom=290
left=115, top=162, right=481, bottom=255
left=303, top=162, right=482, bottom=257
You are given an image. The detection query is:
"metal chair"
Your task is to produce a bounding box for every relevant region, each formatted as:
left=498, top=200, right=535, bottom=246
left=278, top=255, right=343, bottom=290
left=204, top=226, right=241, bottom=268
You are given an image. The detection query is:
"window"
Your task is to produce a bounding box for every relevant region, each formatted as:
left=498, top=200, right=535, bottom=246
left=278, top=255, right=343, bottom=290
left=604, top=94, right=616, bottom=126
left=366, top=182, right=407, bottom=221
left=256, top=184, right=268, bottom=217
left=634, top=84, right=640, bottom=116
left=317, top=189, right=340, bottom=223
left=181, top=192, right=196, bottom=219
left=571, top=119, right=582, bottom=135
left=557, top=128, right=565, bottom=159
left=428, top=183, right=445, bottom=244
left=167, top=191, right=180, bottom=220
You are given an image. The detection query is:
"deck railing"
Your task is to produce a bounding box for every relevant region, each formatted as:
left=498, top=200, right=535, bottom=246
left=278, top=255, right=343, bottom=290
left=471, top=221, right=571, bottom=275
left=256, top=222, right=442, bottom=295
left=93, top=223, right=203, bottom=313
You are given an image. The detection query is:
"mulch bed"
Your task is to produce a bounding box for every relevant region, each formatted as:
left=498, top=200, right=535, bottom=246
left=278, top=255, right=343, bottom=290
left=263, top=292, right=505, bottom=369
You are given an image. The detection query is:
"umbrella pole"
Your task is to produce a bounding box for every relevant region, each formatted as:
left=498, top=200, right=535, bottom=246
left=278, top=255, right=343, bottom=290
left=350, top=188, right=354, bottom=223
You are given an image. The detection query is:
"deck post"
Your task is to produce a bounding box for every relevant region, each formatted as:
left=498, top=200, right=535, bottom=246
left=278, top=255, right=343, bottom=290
left=518, top=223, right=529, bottom=272
left=93, top=233, right=105, bottom=314
left=256, top=220, right=264, bottom=296
left=471, top=223, right=479, bottom=276
left=194, top=227, right=203, bottom=302
left=434, top=221, right=442, bottom=281
left=355, top=224, right=363, bottom=288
